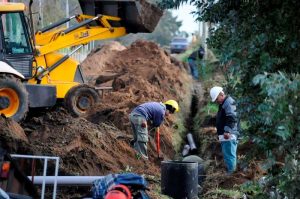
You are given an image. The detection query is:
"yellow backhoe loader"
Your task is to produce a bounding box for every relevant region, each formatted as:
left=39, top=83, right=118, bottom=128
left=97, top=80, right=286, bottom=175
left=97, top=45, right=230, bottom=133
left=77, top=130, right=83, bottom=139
left=0, top=0, right=162, bottom=121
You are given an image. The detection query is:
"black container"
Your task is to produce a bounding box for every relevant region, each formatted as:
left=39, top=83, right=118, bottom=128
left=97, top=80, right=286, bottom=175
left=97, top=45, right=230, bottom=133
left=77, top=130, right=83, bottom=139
left=161, top=161, right=198, bottom=199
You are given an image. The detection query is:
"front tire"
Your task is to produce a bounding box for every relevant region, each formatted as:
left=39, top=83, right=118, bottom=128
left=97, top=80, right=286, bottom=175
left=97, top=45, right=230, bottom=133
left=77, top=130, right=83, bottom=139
left=64, top=84, right=99, bottom=117
left=0, top=74, right=28, bottom=122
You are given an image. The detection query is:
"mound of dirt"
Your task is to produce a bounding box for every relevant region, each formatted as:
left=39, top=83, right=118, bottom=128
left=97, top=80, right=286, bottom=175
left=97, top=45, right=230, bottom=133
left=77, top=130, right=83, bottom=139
left=19, top=108, right=158, bottom=176
left=85, top=40, right=192, bottom=158
left=0, top=116, right=29, bottom=152
left=81, top=41, right=126, bottom=82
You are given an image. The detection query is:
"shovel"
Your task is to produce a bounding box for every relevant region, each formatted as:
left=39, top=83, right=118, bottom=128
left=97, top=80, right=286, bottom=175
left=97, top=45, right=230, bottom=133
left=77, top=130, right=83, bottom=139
left=155, top=127, right=163, bottom=160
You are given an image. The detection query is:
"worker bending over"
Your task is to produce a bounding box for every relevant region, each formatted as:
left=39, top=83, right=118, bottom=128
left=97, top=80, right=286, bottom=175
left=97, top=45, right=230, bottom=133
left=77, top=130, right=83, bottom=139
left=129, top=100, right=179, bottom=159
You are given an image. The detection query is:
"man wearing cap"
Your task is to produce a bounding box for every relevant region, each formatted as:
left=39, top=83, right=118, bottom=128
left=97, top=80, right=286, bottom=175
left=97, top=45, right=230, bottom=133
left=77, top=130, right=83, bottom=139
left=210, top=86, right=239, bottom=174
left=129, top=100, right=179, bottom=159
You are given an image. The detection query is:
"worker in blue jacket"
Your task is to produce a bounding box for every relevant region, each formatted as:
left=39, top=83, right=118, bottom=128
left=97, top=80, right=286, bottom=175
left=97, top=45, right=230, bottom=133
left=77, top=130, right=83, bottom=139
left=129, top=100, right=179, bottom=159
left=188, top=46, right=205, bottom=80
left=210, top=86, right=240, bottom=174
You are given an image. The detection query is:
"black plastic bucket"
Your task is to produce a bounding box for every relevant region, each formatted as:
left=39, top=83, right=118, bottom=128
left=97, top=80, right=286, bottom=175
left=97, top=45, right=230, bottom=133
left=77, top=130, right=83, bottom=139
left=161, top=161, right=198, bottom=199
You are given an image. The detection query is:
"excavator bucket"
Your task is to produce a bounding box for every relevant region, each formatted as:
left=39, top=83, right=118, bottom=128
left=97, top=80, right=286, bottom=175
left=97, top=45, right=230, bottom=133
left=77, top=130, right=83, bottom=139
left=78, top=0, right=163, bottom=33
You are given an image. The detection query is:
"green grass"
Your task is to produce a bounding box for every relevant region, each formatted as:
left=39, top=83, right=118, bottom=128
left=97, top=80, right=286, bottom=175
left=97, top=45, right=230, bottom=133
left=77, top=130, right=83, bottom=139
left=172, top=116, right=187, bottom=153
left=201, top=102, right=219, bottom=116
left=172, top=79, right=193, bottom=153
left=203, top=188, right=244, bottom=199
left=151, top=183, right=173, bottom=199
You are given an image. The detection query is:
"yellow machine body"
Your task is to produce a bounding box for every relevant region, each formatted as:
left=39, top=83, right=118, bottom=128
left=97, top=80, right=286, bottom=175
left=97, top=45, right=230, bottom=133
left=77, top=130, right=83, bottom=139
left=28, top=53, right=80, bottom=99
left=0, top=3, right=25, bottom=12
left=30, top=15, right=127, bottom=99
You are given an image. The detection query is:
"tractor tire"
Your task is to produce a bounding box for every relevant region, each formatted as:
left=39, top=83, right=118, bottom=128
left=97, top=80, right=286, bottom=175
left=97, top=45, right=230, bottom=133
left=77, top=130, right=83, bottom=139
left=64, top=84, right=99, bottom=117
left=0, top=74, right=28, bottom=122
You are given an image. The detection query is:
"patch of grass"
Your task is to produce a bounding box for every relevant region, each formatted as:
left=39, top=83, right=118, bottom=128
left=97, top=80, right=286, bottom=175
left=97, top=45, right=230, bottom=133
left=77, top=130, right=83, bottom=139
left=201, top=61, right=219, bottom=81
left=239, top=181, right=264, bottom=197
left=172, top=79, right=192, bottom=154
left=203, top=188, right=244, bottom=199
left=194, top=102, right=218, bottom=132
left=122, top=165, right=133, bottom=173
left=151, top=183, right=173, bottom=199
left=201, top=102, right=219, bottom=116
left=172, top=117, right=186, bottom=153
left=177, top=48, right=196, bottom=62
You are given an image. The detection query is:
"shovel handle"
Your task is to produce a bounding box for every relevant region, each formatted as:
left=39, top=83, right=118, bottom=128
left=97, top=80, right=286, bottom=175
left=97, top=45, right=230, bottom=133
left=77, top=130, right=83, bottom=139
left=155, top=127, right=160, bottom=157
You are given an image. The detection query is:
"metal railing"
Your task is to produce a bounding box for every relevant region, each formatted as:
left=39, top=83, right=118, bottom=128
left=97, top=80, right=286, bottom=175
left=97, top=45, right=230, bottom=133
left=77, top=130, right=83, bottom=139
left=11, top=154, right=60, bottom=199
left=60, top=41, right=95, bottom=63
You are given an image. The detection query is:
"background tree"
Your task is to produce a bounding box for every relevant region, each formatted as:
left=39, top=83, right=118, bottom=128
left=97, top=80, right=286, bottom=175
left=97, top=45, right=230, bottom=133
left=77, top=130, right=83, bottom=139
left=117, top=10, right=184, bottom=46
left=145, top=10, right=183, bottom=46
left=160, top=0, right=300, bottom=197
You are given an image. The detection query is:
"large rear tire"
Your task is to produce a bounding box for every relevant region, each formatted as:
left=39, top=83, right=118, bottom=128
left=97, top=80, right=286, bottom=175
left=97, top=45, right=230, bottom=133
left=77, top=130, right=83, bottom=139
left=64, top=84, right=99, bottom=117
left=0, top=74, right=28, bottom=122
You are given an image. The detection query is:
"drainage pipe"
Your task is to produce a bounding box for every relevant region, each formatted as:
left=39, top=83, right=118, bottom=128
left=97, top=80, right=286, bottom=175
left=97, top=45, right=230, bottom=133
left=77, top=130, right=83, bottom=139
left=28, top=176, right=104, bottom=186
left=182, top=144, right=190, bottom=157
left=187, top=133, right=197, bottom=152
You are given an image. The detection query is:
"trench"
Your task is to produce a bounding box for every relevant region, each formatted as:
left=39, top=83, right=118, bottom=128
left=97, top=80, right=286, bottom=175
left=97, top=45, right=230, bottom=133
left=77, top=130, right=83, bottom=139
left=160, top=84, right=206, bottom=198
left=183, top=93, right=200, bottom=155
left=182, top=82, right=203, bottom=157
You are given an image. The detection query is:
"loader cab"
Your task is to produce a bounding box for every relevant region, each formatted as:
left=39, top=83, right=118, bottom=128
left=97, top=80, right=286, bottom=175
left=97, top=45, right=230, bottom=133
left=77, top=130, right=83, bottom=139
left=0, top=3, right=34, bottom=78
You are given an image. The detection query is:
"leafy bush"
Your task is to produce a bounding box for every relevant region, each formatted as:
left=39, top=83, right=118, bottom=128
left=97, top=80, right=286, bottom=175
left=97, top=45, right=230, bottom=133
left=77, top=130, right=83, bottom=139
left=251, top=72, right=300, bottom=198
left=201, top=102, right=218, bottom=116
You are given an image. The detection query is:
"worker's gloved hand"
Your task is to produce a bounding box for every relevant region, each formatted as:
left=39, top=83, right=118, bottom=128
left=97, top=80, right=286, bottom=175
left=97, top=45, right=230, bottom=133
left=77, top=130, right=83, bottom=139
left=223, top=132, right=231, bottom=140
left=141, top=122, right=147, bottom=128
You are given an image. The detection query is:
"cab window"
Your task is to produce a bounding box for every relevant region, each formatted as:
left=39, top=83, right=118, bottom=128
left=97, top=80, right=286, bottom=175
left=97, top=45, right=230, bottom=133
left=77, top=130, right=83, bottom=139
left=1, top=12, right=32, bottom=54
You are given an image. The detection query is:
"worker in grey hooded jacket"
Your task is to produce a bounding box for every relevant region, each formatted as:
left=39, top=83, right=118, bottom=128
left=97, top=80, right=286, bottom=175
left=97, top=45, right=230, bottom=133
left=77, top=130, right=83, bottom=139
left=210, top=86, right=239, bottom=174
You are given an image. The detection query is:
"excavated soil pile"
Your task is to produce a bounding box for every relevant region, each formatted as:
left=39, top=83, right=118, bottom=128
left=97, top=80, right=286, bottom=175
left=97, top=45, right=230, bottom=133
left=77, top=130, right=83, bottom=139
left=82, top=40, right=192, bottom=160
left=0, top=40, right=192, bottom=197
left=81, top=41, right=126, bottom=82
left=20, top=109, right=157, bottom=175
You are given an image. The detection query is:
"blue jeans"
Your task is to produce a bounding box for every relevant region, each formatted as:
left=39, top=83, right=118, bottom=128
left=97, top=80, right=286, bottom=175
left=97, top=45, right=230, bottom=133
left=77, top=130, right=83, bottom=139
left=188, top=58, right=199, bottom=80
left=221, top=140, right=237, bottom=173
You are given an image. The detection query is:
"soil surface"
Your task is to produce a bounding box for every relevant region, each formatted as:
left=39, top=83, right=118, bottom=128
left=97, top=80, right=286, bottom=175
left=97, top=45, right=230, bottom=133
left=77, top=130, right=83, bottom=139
left=0, top=40, right=193, bottom=198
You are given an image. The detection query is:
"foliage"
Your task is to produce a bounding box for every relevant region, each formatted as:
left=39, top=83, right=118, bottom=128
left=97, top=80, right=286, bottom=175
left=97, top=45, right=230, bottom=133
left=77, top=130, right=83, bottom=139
left=251, top=72, right=300, bottom=198
left=160, top=0, right=300, bottom=197
left=239, top=181, right=268, bottom=199
left=203, top=188, right=244, bottom=199
left=201, top=102, right=218, bottom=116
left=146, top=11, right=183, bottom=46
left=118, top=10, right=183, bottom=46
